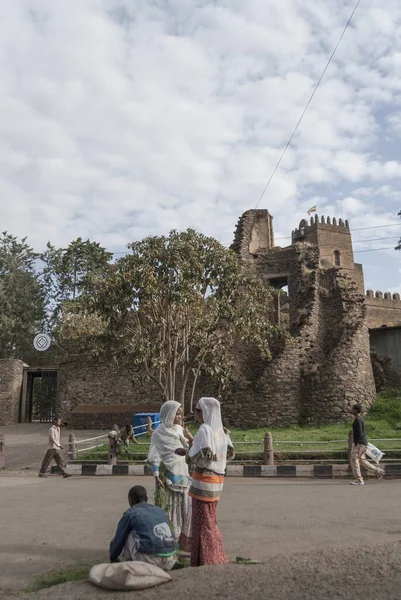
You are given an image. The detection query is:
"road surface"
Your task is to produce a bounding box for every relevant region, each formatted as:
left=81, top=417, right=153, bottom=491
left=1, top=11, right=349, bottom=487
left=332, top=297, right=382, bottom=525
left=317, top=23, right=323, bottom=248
left=1, top=475, right=401, bottom=599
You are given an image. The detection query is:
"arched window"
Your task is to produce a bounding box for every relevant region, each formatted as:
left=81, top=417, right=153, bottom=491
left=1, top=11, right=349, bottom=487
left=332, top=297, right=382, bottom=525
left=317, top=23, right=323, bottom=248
left=334, top=250, right=341, bottom=267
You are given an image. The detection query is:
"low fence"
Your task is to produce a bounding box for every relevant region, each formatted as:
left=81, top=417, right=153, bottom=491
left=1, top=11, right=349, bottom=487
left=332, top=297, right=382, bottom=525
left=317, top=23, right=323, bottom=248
left=233, top=431, right=401, bottom=465
left=68, top=427, right=401, bottom=467
left=67, top=417, right=161, bottom=465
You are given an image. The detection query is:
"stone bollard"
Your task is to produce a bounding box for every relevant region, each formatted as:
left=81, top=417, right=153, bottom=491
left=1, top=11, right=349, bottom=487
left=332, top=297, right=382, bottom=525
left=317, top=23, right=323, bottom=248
left=263, top=431, right=274, bottom=465
left=68, top=433, right=77, bottom=461
left=108, top=435, right=118, bottom=465
left=348, top=431, right=354, bottom=466
left=0, top=434, right=5, bottom=469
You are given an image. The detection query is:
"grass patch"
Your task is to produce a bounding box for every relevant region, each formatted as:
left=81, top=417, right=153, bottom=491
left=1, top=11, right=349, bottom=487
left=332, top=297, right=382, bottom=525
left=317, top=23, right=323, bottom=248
left=77, top=390, right=401, bottom=461
left=23, top=565, right=91, bottom=593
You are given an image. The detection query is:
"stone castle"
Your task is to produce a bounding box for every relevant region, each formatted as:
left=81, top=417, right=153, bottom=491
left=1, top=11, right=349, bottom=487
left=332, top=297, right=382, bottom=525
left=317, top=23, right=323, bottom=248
left=1, top=210, right=401, bottom=429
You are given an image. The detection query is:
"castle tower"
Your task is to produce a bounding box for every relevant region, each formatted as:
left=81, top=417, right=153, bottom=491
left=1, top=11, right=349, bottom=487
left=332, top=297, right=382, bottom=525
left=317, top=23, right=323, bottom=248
left=292, top=215, right=356, bottom=271
left=231, top=209, right=274, bottom=259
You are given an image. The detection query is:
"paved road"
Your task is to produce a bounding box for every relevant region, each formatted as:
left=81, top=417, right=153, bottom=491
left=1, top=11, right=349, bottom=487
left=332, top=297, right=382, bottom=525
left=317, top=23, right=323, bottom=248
left=1, top=475, right=401, bottom=599
left=0, top=423, right=106, bottom=470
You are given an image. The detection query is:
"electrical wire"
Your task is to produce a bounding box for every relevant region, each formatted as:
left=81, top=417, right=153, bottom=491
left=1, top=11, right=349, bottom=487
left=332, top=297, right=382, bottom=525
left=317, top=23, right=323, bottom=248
left=255, top=0, right=362, bottom=209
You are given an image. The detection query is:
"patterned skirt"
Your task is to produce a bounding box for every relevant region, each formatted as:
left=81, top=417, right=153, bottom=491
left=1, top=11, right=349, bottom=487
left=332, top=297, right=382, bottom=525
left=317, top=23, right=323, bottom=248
left=165, top=486, right=192, bottom=552
left=190, top=498, right=229, bottom=567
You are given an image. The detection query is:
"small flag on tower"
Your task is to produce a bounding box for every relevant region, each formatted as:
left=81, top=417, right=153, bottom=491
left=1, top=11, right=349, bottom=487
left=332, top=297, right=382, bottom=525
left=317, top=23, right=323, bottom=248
left=307, top=206, right=317, bottom=215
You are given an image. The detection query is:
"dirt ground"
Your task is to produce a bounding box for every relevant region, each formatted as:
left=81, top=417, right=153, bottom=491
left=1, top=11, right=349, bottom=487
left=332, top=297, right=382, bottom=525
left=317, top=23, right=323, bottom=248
left=1, top=474, right=401, bottom=599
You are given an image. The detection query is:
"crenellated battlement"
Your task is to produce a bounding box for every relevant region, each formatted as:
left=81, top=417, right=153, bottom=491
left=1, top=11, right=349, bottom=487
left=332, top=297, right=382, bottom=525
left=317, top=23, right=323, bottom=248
left=292, top=215, right=350, bottom=242
left=365, top=290, right=401, bottom=302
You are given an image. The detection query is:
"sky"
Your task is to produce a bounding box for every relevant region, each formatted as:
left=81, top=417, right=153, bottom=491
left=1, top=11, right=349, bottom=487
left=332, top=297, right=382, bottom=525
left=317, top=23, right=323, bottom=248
left=2, top=0, right=401, bottom=293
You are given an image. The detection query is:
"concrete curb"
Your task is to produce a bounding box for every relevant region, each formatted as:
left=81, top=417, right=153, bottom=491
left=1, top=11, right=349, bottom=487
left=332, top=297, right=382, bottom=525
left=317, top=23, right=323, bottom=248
left=52, top=463, right=401, bottom=478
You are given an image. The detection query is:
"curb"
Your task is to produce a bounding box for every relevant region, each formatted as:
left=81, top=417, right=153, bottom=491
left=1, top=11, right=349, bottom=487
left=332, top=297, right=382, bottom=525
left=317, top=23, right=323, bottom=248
left=52, top=463, right=401, bottom=478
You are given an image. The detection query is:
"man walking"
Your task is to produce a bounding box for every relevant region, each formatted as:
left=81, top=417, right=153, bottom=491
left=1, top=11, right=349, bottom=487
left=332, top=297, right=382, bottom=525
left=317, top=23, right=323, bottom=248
left=38, top=417, right=70, bottom=478
left=350, top=404, right=384, bottom=486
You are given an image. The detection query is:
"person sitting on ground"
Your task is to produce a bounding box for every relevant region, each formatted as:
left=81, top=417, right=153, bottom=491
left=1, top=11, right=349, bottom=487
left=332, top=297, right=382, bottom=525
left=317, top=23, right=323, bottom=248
left=109, top=485, right=177, bottom=571
left=349, top=403, right=384, bottom=486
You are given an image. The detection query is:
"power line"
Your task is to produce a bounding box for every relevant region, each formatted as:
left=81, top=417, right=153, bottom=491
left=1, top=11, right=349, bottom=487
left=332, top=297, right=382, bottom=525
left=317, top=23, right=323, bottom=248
left=255, top=0, right=362, bottom=209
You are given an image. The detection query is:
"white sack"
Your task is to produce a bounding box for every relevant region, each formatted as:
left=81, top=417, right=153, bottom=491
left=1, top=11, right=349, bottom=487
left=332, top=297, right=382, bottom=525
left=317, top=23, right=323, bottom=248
left=88, top=561, right=171, bottom=591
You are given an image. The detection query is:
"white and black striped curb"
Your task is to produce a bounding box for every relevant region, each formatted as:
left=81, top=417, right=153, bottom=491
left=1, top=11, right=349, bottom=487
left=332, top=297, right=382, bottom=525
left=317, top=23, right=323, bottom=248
left=52, top=463, right=401, bottom=478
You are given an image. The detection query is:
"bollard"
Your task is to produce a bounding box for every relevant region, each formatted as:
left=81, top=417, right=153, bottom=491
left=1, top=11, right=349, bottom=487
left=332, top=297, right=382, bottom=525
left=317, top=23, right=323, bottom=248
left=68, top=433, right=77, bottom=461
left=108, top=435, right=118, bottom=465
left=0, top=434, right=4, bottom=469
left=348, top=430, right=354, bottom=466
left=263, top=431, right=274, bottom=465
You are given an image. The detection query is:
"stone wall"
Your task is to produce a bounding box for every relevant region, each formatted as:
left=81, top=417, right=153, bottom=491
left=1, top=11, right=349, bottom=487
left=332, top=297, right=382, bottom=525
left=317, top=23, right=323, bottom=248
left=231, top=209, right=274, bottom=258
left=0, top=359, right=24, bottom=426
left=57, top=356, right=162, bottom=428
left=365, top=291, right=401, bottom=329
left=370, top=351, right=401, bottom=392
left=292, top=216, right=355, bottom=271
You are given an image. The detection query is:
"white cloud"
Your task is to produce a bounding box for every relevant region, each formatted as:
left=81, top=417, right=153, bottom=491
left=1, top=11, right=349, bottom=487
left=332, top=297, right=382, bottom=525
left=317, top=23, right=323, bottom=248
left=1, top=0, right=401, bottom=290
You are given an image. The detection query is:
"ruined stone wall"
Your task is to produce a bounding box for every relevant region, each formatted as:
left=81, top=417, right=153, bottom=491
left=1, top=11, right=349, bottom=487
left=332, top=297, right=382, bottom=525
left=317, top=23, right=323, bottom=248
left=231, top=209, right=274, bottom=258
left=365, top=290, right=401, bottom=329
left=217, top=266, right=376, bottom=427
left=218, top=212, right=376, bottom=426
left=298, top=269, right=375, bottom=422
left=0, top=359, right=24, bottom=426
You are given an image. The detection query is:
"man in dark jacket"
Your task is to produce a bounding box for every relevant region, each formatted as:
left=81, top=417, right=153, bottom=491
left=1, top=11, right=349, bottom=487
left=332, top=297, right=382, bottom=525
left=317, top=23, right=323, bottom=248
left=350, top=404, right=384, bottom=486
left=109, top=485, right=177, bottom=570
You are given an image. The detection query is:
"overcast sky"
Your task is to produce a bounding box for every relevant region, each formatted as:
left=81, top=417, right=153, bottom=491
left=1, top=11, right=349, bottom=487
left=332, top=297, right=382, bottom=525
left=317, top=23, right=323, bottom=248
left=2, top=0, right=401, bottom=292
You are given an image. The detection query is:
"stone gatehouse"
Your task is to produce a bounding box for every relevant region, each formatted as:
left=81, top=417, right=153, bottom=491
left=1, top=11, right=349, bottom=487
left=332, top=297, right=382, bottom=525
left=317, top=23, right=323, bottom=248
left=1, top=210, right=401, bottom=428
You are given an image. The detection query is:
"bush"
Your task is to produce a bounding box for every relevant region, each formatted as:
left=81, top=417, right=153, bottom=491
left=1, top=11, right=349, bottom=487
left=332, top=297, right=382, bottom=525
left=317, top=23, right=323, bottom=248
left=368, top=389, right=401, bottom=428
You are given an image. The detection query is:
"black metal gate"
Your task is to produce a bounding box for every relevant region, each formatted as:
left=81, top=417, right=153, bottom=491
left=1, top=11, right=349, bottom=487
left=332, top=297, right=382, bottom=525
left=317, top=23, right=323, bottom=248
left=26, top=371, right=58, bottom=423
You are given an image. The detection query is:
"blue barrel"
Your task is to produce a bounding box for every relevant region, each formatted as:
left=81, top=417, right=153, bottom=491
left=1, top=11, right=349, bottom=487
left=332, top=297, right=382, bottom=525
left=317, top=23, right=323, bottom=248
left=133, top=412, right=160, bottom=437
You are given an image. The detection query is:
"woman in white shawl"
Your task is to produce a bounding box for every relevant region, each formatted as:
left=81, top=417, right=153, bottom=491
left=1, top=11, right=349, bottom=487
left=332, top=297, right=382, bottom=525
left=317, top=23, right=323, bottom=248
left=184, top=397, right=234, bottom=567
left=147, top=401, right=192, bottom=552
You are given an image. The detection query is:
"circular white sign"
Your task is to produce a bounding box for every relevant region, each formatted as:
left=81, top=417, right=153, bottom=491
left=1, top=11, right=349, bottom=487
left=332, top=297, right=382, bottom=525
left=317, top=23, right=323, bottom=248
left=33, top=333, right=52, bottom=352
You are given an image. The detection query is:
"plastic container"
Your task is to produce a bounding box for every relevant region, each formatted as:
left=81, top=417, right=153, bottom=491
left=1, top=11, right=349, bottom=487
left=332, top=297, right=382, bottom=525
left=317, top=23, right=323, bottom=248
left=133, top=412, right=160, bottom=437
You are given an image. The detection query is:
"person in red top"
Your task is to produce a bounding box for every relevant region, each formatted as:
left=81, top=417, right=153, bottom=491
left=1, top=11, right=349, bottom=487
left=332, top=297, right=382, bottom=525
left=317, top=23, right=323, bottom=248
left=38, top=417, right=71, bottom=478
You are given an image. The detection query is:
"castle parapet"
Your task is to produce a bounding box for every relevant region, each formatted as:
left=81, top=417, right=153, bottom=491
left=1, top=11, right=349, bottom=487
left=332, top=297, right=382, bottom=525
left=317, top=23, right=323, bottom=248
left=366, top=290, right=401, bottom=303
left=292, top=215, right=350, bottom=243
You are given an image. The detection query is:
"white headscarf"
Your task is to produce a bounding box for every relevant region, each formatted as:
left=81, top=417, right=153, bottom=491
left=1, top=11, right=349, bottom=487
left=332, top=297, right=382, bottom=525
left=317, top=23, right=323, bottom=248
left=189, top=397, right=231, bottom=474
left=147, top=401, right=190, bottom=486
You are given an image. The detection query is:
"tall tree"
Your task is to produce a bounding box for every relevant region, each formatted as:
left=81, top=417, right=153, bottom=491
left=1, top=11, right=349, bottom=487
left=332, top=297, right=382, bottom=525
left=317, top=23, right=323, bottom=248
left=41, top=238, right=113, bottom=332
left=82, top=229, right=282, bottom=406
left=0, top=232, right=45, bottom=358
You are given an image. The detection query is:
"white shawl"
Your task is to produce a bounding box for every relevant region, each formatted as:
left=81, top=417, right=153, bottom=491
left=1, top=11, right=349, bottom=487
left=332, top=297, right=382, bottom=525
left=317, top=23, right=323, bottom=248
left=147, top=401, right=190, bottom=488
left=189, top=397, right=232, bottom=474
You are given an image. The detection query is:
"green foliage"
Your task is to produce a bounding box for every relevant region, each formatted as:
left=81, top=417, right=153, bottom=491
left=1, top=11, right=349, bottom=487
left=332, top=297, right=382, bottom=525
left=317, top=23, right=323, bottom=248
left=368, top=389, right=401, bottom=428
left=84, top=228, right=283, bottom=405
left=23, top=565, right=91, bottom=592
left=41, top=237, right=112, bottom=332
left=0, top=232, right=45, bottom=358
